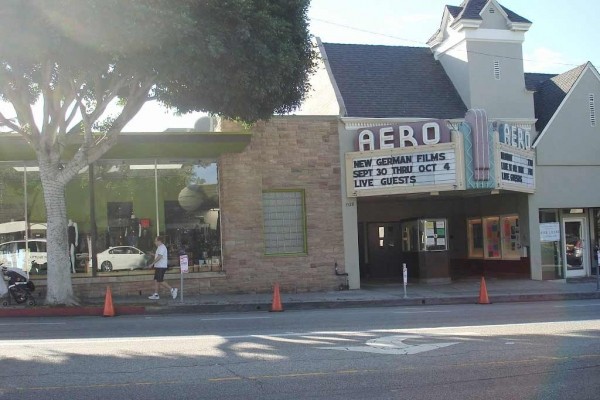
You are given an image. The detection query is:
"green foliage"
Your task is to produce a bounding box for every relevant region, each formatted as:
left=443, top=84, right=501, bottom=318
left=0, top=0, right=315, bottom=124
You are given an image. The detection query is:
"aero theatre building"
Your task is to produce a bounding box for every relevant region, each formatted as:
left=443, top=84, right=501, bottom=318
left=298, top=0, right=599, bottom=288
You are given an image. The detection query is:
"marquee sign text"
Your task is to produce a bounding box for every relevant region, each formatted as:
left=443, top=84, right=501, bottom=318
left=356, top=120, right=451, bottom=151
left=346, top=143, right=464, bottom=197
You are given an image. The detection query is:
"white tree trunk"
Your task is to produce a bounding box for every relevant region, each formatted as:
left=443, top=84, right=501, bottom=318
left=39, top=159, right=78, bottom=306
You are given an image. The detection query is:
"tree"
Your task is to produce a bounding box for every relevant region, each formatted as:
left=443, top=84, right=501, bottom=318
left=0, top=0, right=314, bottom=305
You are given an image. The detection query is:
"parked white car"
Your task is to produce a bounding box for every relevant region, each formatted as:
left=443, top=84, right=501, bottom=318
left=96, top=246, right=151, bottom=272
left=0, top=239, right=47, bottom=273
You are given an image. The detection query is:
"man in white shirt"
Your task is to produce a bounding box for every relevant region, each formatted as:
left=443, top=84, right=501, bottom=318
left=148, top=236, right=178, bottom=300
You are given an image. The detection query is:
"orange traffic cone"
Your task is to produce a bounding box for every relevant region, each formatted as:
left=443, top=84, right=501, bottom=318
left=478, top=276, right=490, bottom=304
left=103, top=286, right=116, bottom=317
left=270, top=283, right=284, bottom=312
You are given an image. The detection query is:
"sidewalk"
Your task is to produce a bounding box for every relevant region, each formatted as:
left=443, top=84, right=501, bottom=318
left=3, top=277, right=598, bottom=317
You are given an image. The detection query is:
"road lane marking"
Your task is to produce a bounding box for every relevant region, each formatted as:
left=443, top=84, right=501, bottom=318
left=320, top=334, right=459, bottom=355
left=200, top=317, right=272, bottom=321
left=392, top=310, right=449, bottom=314
left=0, top=322, right=66, bottom=326
left=554, top=303, right=600, bottom=308
left=0, top=320, right=596, bottom=347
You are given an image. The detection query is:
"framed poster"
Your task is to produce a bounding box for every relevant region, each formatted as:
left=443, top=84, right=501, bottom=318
left=483, top=217, right=501, bottom=259
left=501, top=215, right=521, bottom=260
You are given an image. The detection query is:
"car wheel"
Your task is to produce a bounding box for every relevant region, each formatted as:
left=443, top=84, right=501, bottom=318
left=101, top=261, right=113, bottom=272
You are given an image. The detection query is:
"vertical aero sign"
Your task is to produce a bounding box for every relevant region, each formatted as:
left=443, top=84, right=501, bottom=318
left=495, top=122, right=535, bottom=193
left=345, top=120, right=465, bottom=197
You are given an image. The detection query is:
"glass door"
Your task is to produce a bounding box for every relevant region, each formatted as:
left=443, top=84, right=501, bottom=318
left=563, top=218, right=588, bottom=278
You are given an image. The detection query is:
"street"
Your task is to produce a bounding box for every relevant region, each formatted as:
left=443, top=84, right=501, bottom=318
left=0, top=300, right=598, bottom=399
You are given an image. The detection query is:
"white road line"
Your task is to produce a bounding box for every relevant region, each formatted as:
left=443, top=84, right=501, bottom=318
left=392, top=311, right=450, bottom=314
left=554, top=303, right=600, bottom=308
left=201, top=317, right=272, bottom=321
left=0, top=323, right=66, bottom=326
left=0, top=320, right=596, bottom=347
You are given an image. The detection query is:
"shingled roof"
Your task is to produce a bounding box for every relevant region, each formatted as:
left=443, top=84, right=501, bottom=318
left=321, top=43, right=467, bottom=119
left=453, top=0, right=531, bottom=24
left=526, top=64, right=586, bottom=132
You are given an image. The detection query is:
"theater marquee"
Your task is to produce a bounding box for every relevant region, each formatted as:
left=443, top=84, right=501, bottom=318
left=346, top=120, right=465, bottom=197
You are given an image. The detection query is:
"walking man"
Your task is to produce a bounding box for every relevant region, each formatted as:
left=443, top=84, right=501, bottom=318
left=148, top=236, right=178, bottom=300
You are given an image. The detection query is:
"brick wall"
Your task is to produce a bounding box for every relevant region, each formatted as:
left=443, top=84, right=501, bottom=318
left=219, top=116, right=346, bottom=293
left=33, top=272, right=229, bottom=300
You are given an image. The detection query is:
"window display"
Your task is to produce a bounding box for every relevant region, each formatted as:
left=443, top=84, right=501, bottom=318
left=483, top=217, right=501, bottom=259
left=501, top=215, right=521, bottom=259
left=467, top=218, right=484, bottom=258
left=0, top=161, right=221, bottom=275
left=401, top=218, right=448, bottom=252
left=469, top=215, right=521, bottom=260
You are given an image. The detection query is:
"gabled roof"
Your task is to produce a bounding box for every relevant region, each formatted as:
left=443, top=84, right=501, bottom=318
left=321, top=43, right=467, bottom=119
left=453, top=0, right=531, bottom=24
left=446, top=5, right=462, bottom=18
left=524, top=72, right=557, bottom=91
left=526, top=64, right=586, bottom=132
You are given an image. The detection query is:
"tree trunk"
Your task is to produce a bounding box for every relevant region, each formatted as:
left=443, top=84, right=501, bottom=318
left=39, top=159, right=79, bottom=306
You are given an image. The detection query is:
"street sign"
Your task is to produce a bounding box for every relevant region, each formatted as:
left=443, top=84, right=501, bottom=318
left=179, top=255, right=189, bottom=273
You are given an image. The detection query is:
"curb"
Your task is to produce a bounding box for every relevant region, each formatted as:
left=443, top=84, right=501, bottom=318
left=0, top=305, right=146, bottom=318
left=143, top=291, right=600, bottom=315
left=1, top=291, right=598, bottom=318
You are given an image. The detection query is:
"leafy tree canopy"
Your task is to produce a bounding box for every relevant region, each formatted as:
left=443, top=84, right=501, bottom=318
left=0, top=0, right=314, bottom=138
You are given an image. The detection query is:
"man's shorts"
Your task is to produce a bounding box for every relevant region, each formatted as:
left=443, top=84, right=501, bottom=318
left=153, top=267, right=167, bottom=282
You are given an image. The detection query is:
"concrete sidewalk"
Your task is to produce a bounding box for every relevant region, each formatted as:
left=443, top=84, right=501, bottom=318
left=2, top=277, right=599, bottom=317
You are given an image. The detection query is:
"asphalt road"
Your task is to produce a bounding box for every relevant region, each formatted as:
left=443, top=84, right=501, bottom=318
left=0, top=300, right=598, bottom=399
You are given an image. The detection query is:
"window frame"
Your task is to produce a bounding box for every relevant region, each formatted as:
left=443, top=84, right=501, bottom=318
left=262, top=189, right=308, bottom=256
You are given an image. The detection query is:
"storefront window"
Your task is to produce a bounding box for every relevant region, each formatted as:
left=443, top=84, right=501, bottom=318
left=539, top=209, right=562, bottom=279
left=159, top=162, right=221, bottom=269
left=91, top=162, right=157, bottom=274
left=0, top=160, right=222, bottom=276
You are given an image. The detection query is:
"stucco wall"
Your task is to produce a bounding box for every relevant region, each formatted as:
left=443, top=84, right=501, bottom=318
left=218, top=116, right=346, bottom=293
left=467, top=41, right=534, bottom=119
left=536, top=68, right=600, bottom=165
left=528, top=67, right=600, bottom=279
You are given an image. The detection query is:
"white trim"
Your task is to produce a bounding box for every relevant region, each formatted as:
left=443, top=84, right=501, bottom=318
left=451, top=19, right=482, bottom=31
left=341, top=117, right=465, bottom=130
left=316, top=37, right=347, bottom=117
left=432, top=28, right=526, bottom=59
left=509, top=22, right=533, bottom=31
left=533, top=63, right=599, bottom=148
left=427, top=7, right=452, bottom=47
left=482, top=0, right=509, bottom=20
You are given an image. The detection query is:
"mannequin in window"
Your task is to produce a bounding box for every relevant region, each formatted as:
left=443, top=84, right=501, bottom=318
left=126, top=214, right=141, bottom=247
left=67, top=219, right=78, bottom=273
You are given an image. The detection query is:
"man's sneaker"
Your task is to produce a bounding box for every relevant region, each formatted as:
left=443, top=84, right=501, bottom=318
left=171, top=288, right=178, bottom=299
left=148, top=293, right=160, bottom=300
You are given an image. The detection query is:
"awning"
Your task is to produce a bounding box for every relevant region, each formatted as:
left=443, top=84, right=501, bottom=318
left=0, top=131, right=252, bottom=163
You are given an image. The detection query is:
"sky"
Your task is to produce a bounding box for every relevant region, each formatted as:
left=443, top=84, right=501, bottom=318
left=3, top=1, right=599, bottom=132
left=126, top=0, right=600, bottom=131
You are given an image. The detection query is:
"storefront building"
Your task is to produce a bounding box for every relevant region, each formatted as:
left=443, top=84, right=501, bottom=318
left=526, top=63, right=600, bottom=280
left=0, top=115, right=347, bottom=297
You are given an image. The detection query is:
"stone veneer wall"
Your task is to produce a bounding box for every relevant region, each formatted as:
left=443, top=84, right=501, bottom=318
left=218, top=116, right=346, bottom=293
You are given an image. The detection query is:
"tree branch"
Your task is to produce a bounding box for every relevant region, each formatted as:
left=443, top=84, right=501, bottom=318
left=87, top=77, right=155, bottom=163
